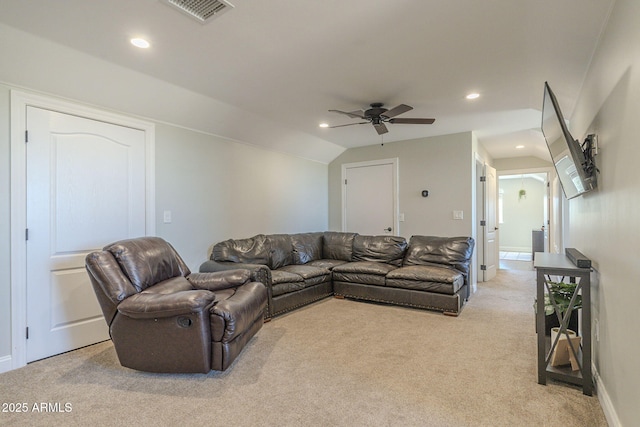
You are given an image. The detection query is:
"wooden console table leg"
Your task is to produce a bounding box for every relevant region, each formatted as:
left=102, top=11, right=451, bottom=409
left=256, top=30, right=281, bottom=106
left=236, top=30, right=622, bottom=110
left=536, top=269, right=547, bottom=385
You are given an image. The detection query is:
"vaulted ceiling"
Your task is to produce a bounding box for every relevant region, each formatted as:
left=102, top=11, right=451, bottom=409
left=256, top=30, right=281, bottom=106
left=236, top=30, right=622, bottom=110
left=0, top=0, right=614, bottom=163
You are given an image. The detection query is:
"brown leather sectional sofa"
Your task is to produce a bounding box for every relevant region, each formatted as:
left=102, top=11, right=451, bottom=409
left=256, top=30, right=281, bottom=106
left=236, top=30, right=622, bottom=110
left=199, top=232, right=475, bottom=318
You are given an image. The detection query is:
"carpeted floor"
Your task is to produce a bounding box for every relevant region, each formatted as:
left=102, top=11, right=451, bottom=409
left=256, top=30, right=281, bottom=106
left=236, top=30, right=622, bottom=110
left=0, top=268, right=607, bottom=426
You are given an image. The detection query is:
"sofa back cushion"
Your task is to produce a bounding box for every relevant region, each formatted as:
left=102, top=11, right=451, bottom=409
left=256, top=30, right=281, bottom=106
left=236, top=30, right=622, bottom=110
left=404, top=236, right=475, bottom=278
left=266, top=234, right=294, bottom=269
left=323, top=231, right=358, bottom=261
left=212, top=234, right=271, bottom=266
left=352, top=235, right=408, bottom=267
left=291, top=232, right=323, bottom=264
left=105, top=237, right=190, bottom=292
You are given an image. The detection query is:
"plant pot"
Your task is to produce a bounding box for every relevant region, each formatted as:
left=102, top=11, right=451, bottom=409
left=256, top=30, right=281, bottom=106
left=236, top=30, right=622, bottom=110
left=550, top=327, right=582, bottom=370
left=545, top=309, right=578, bottom=336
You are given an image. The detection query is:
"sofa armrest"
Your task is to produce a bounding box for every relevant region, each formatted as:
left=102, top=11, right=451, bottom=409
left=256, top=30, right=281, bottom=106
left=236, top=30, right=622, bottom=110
left=199, top=260, right=272, bottom=286
left=187, top=270, right=251, bottom=291
left=117, top=290, right=215, bottom=319
left=199, top=260, right=273, bottom=319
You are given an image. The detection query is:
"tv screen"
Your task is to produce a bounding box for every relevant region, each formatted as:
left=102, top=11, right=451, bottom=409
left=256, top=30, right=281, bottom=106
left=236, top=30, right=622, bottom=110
left=541, top=82, right=597, bottom=199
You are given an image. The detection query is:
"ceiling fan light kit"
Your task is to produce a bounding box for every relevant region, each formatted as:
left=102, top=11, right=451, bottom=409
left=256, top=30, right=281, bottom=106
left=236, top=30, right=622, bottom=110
left=328, top=103, right=435, bottom=135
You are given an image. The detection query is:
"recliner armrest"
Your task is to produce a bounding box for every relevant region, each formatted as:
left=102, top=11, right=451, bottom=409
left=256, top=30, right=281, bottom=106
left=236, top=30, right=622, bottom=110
left=188, top=270, right=251, bottom=291
left=117, top=290, right=215, bottom=319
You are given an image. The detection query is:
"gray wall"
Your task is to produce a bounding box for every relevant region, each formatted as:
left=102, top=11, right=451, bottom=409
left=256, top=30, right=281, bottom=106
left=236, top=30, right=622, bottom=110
left=155, top=123, right=328, bottom=269
left=329, top=132, right=474, bottom=239
left=493, top=155, right=551, bottom=171
left=566, top=0, right=640, bottom=423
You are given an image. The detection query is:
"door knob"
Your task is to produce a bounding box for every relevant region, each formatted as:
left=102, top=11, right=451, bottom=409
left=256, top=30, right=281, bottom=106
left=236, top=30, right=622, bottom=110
left=384, top=227, right=392, bottom=232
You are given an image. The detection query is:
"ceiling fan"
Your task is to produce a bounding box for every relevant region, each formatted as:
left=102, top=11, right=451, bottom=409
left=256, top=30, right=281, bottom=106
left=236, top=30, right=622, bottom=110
left=328, top=103, right=435, bottom=135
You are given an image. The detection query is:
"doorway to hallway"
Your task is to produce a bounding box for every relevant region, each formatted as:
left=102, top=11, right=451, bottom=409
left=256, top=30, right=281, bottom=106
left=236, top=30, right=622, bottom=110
left=497, top=172, right=549, bottom=270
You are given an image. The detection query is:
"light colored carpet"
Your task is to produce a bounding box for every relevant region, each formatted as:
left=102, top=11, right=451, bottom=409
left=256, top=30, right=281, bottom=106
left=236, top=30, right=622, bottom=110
left=0, top=269, right=607, bottom=426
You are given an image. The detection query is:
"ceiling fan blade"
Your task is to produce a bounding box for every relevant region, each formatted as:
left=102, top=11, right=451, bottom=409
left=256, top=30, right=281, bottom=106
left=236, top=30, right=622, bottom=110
left=328, top=122, right=368, bottom=128
left=380, top=104, right=412, bottom=119
left=328, top=109, right=366, bottom=119
left=388, top=118, right=435, bottom=124
left=374, top=122, right=388, bottom=135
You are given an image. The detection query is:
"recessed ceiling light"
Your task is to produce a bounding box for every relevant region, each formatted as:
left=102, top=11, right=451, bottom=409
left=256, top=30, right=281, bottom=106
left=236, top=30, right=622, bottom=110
left=319, top=123, right=329, bottom=128
left=516, top=145, right=525, bottom=149
left=130, top=38, right=150, bottom=49
left=466, top=93, right=480, bottom=100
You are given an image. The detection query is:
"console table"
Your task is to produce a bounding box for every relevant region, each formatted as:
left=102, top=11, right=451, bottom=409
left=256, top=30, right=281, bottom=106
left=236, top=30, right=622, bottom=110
left=534, top=253, right=592, bottom=395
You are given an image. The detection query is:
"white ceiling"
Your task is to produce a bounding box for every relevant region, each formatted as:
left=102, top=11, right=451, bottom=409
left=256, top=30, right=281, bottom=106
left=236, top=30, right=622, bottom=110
left=0, top=0, right=614, bottom=163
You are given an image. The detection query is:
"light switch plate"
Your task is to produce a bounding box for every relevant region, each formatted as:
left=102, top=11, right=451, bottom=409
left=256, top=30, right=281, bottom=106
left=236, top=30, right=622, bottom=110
left=163, top=210, right=172, bottom=224
left=399, top=213, right=405, bottom=222
left=453, top=210, right=464, bottom=220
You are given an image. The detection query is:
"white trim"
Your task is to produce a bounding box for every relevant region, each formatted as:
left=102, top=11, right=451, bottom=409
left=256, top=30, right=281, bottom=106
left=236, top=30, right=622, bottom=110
left=341, top=158, right=399, bottom=235
left=9, top=90, right=155, bottom=372
left=0, top=355, right=12, bottom=373
left=472, top=152, right=485, bottom=289
left=497, top=166, right=555, bottom=254
left=593, top=365, right=621, bottom=427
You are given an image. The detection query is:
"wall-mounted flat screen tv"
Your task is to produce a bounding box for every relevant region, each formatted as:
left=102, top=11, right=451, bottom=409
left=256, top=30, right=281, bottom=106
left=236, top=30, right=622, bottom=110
left=541, top=82, right=597, bottom=199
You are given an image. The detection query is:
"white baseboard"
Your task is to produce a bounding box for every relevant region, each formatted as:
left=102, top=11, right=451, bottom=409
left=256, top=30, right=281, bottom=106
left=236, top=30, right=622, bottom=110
left=593, top=365, right=621, bottom=426
left=500, top=246, right=530, bottom=253
left=0, top=354, right=13, bottom=374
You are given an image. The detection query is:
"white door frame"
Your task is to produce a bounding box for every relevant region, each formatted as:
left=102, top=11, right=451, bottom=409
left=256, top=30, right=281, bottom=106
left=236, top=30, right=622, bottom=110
left=9, top=90, right=155, bottom=371
left=497, top=166, right=556, bottom=254
left=473, top=154, right=484, bottom=289
left=341, top=158, right=399, bottom=235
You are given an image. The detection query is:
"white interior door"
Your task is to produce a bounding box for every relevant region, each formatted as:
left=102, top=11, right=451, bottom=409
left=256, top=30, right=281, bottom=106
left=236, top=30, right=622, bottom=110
left=483, top=164, right=498, bottom=281
left=26, top=106, right=147, bottom=362
left=343, top=159, right=398, bottom=235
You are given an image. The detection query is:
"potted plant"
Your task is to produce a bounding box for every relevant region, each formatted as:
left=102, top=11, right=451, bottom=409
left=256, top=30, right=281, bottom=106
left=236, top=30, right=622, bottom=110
left=544, top=281, right=581, bottom=336
left=518, top=188, right=527, bottom=200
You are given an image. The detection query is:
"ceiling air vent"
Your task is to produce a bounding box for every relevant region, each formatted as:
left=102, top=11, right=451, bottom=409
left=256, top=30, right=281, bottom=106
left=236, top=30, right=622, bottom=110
left=162, top=0, right=234, bottom=23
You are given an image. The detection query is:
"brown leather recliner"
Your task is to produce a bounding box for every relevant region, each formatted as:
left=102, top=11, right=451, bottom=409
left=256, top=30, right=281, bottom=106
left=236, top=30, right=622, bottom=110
left=85, top=237, right=267, bottom=373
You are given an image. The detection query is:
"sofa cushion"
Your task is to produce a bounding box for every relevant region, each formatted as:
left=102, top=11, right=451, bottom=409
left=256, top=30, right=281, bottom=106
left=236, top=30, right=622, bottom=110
left=323, top=231, right=357, bottom=261
left=270, top=270, right=304, bottom=285
left=386, top=265, right=464, bottom=295
left=270, top=269, right=306, bottom=297
left=141, top=276, right=194, bottom=294
left=291, top=232, right=323, bottom=264
left=266, top=234, right=294, bottom=270
left=212, top=234, right=270, bottom=266
left=271, top=281, right=306, bottom=297
left=277, top=265, right=331, bottom=287
left=352, top=235, right=407, bottom=267
left=332, top=261, right=397, bottom=286
left=404, top=236, right=475, bottom=276
left=306, top=259, right=348, bottom=270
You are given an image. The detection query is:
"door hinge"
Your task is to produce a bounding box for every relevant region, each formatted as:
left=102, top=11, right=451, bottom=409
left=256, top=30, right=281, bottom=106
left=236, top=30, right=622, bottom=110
left=25, top=130, right=29, bottom=143
left=25, top=228, right=29, bottom=241
left=480, top=220, right=486, bottom=226
left=480, top=265, right=487, bottom=271
left=480, top=176, right=486, bottom=182
left=344, top=179, right=347, bottom=185
left=26, top=327, right=29, bottom=339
